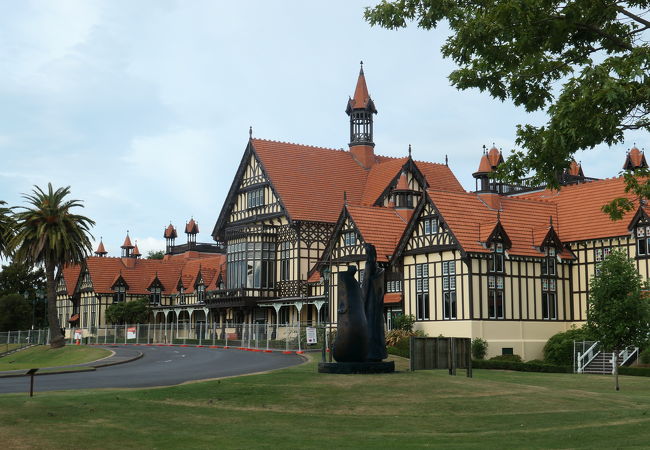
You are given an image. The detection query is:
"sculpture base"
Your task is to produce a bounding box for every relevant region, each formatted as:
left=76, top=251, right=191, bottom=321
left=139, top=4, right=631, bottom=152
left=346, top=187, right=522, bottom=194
left=318, top=361, right=395, bottom=374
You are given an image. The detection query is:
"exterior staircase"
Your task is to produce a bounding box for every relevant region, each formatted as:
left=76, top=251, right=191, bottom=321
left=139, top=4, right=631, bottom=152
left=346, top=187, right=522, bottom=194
left=575, top=342, right=639, bottom=375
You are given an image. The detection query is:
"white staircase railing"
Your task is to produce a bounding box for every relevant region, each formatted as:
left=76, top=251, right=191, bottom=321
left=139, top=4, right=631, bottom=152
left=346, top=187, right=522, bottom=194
left=613, top=346, right=639, bottom=373
left=576, top=341, right=600, bottom=373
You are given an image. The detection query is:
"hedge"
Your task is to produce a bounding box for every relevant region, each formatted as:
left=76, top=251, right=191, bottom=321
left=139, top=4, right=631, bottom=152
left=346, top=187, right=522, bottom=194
left=618, top=366, right=650, bottom=377
left=471, top=359, right=572, bottom=373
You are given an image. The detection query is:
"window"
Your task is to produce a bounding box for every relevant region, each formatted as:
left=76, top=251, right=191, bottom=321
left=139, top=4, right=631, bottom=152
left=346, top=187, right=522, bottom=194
left=247, top=188, right=264, bottom=209
left=358, top=269, right=365, bottom=285
left=343, top=231, right=356, bottom=247
left=228, top=241, right=276, bottom=288
left=149, top=286, right=161, bottom=305
left=113, top=285, right=126, bottom=303
left=443, top=261, right=456, bottom=320
left=541, top=247, right=556, bottom=276
left=422, top=218, right=438, bottom=235
left=386, top=270, right=403, bottom=293
left=178, top=287, right=185, bottom=305
left=415, top=263, right=429, bottom=320
left=395, top=192, right=414, bottom=208
left=196, top=284, right=205, bottom=303
left=595, top=246, right=612, bottom=262
left=489, top=243, right=504, bottom=272
left=542, top=278, right=557, bottom=320
left=280, top=241, right=291, bottom=282
left=487, top=244, right=505, bottom=319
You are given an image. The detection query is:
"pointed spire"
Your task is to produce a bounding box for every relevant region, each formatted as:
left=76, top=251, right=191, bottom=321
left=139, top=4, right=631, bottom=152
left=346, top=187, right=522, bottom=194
left=164, top=223, right=177, bottom=239
left=133, top=241, right=141, bottom=258
left=185, top=218, right=199, bottom=234
left=95, top=237, right=107, bottom=257
left=121, top=231, right=134, bottom=249
left=347, top=62, right=377, bottom=113
left=623, top=144, right=648, bottom=170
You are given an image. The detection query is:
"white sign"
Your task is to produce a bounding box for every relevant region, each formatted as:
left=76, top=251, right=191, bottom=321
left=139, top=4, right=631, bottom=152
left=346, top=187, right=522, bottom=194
left=74, top=329, right=82, bottom=340
left=127, top=327, right=137, bottom=340
left=306, top=327, right=317, bottom=344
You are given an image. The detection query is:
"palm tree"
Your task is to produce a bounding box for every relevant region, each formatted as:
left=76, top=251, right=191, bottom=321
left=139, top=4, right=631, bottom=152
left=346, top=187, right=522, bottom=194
left=0, top=200, right=14, bottom=258
left=10, top=183, right=95, bottom=348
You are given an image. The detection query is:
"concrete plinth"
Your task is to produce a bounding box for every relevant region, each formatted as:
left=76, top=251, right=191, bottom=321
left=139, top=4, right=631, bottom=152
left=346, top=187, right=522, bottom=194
left=317, top=361, right=395, bottom=374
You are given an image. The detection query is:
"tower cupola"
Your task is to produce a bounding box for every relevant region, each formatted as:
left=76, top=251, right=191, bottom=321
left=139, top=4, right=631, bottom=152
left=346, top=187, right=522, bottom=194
left=164, top=223, right=177, bottom=254
left=121, top=231, right=134, bottom=258
left=623, top=145, right=648, bottom=171
left=473, top=145, right=504, bottom=193
left=346, top=61, right=378, bottom=169
left=95, top=238, right=108, bottom=257
left=185, top=218, right=199, bottom=248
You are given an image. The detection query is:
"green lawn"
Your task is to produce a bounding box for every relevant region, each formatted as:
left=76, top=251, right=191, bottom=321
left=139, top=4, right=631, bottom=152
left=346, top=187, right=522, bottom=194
left=0, top=345, right=111, bottom=371
left=1, top=356, right=650, bottom=448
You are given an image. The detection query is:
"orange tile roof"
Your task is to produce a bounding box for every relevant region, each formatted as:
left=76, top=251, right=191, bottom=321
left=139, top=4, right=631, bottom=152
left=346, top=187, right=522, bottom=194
left=78, top=253, right=226, bottom=296
left=429, top=190, right=559, bottom=257
left=487, top=147, right=503, bottom=166
left=252, top=139, right=464, bottom=223
left=307, top=271, right=321, bottom=283
left=61, top=265, right=82, bottom=296
left=346, top=205, right=409, bottom=262
left=518, top=177, right=637, bottom=242
left=133, top=243, right=141, bottom=257
left=384, top=293, right=402, bottom=304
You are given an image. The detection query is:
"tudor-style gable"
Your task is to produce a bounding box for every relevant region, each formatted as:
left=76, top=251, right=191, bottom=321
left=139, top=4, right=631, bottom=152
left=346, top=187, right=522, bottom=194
left=397, top=197, right=458, bottom=257
left=331, top=214, right=366, bottom=262
left=375, top=158, right=428, bottom=208
left=213, top=141, right=287, bottom=241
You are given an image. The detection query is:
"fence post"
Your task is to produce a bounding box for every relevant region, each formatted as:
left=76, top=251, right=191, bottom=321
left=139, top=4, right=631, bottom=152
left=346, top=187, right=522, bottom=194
left=199, top=323, right=202, bottom=346
left=297, top=324, right=301, bottom=352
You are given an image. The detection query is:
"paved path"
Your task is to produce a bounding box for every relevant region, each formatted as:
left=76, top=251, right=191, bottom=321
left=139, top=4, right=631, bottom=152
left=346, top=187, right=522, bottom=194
left=0, top=345, right=304, bottom=393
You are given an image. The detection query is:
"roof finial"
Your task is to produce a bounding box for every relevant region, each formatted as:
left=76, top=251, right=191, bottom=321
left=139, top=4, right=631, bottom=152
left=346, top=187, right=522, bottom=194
left=408, top=144, right=412, bottom=158
left=344, top=190, right=348, bottom=206
left=359, top=60, right=364, bottom=74
left=249, top=126, right=252, bottom=139
left=445, top=154, right=448, bottom=166
left=482, top=144, right=486, bottom=155
left=549, top=215, right=553, bottom=227
left=496, top=210, right=501, bottom=222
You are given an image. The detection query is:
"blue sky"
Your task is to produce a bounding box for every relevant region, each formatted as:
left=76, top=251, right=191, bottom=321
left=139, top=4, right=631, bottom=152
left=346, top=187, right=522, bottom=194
left=1, top=0, right=645, bottom=257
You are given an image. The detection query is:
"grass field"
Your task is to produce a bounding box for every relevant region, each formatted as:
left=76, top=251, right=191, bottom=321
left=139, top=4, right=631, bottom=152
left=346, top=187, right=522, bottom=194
left=1, top=355, right=650, bottom=448
left=0, top=345, right=111, bottom=371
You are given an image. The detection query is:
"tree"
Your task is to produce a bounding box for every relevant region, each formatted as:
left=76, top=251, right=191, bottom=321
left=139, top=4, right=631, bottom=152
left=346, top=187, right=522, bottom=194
left=0, top=294, right=31, bottom=331
left=0, top=200, right=14, bottom=259
left=146, top=250, right=165, bottom=260
left=10, top=183, right=95, bottom=348
left=587, top=249, right=650, bottom=390
left=0, top=262, right=46, bottom=299
left=365, top=1, right=649, bottom=188
left=105, top=298, right=150, bottom=325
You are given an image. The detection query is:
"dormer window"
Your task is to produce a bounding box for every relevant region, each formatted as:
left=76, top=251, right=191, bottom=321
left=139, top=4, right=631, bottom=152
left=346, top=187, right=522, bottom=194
left=196, top=284, right=205, bottom=303
left=149, top=287, right=161, bottom=305
left=113, top=285, right=126, bottom=303
left=247, top=188, right=264, bottom=209
left=178, top=287, right=185, bottom=305
left=395, top=192, right=414, bottom=209
left=489, top=243, right=504, bottom=272
left=541, top=247, right=556, bottom=276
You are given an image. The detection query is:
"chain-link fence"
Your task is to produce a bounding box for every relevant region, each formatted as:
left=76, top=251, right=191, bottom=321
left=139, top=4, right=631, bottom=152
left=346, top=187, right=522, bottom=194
left=74, top=323, right=332, bottom=353
left=0, top=329, right=49, bottom=355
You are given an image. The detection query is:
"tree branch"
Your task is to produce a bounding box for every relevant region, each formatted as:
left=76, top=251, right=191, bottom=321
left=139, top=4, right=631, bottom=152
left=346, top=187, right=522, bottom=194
left=617, top=6, right=650, bottom=28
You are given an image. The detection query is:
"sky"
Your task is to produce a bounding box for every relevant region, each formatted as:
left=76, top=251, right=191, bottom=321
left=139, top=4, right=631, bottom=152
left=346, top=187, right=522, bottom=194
left=1, top=0, right=646, bottom=257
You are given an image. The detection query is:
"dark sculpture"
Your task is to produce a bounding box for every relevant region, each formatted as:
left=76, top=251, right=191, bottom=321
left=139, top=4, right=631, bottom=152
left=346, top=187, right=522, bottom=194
left=332, top=243, right=387, bottom=363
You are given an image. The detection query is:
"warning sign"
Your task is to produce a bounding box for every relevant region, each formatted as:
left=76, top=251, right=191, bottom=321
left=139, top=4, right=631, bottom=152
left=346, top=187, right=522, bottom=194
left=127, top=327, right=137, bottom=340
left=306, top=327, right=317, bottom=344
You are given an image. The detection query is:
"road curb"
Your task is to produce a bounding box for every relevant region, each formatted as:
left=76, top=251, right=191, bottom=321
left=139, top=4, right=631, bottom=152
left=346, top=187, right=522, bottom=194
left=85, top=342, right=312, bottom=355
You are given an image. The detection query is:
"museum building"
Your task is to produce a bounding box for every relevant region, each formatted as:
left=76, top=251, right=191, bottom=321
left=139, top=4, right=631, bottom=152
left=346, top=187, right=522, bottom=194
left=57, top=65, right=649, bottom=359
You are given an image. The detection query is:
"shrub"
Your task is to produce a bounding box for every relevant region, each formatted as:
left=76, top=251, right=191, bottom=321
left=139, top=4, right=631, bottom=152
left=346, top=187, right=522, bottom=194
left=471, top=338, right=488, bottom=360
left=490, top=354, right=522, bottom=363
left=472, top=359, right=571, bottom=373
left=385, top=328, right=426, bottom=347
left=543, top=326, right=593, bottom=366
left=387, top=337, right=410, bottom=358
left=619, top=366, right=650, bottom=377
left=393, top=314, right=416, bottom=332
